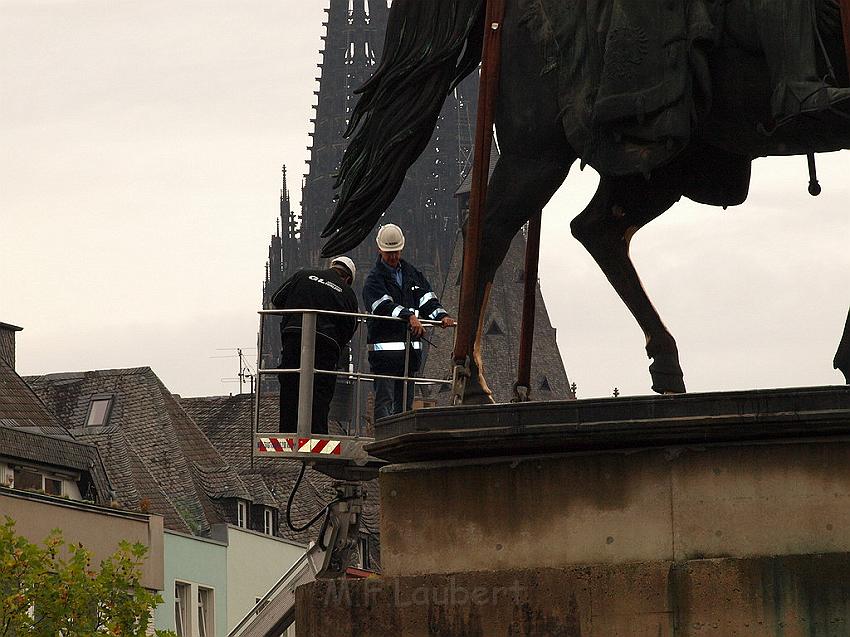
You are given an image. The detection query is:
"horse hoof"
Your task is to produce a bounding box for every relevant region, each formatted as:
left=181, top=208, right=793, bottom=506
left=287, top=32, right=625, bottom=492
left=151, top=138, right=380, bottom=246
left=649, top=359, right=686, bottom=394
left=462, top=392, right=497, bottom=405
left=461, top=378, right=497, bottom=405
left=835, top=353, right=850, bottom=384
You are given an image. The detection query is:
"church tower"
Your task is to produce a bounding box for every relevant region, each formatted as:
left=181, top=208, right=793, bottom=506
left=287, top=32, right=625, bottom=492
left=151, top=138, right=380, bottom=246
left=261, top=0, right=572, bottom=411
left=269, top=0, right=477, bottom=288
left=260, top=166, right=296, bottom=380
left=261, top=0, right=477, bottom=375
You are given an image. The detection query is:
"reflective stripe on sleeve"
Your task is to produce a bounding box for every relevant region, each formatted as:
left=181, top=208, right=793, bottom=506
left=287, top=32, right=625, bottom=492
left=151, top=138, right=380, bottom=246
left=418, top=292, right=437, bottom=307
left=429, top=308, right=447, bottom=320
left=391, top=305, right=405, bottom=317
left=369, top=342, right=423, bottom=351
left=371, top=295, right=393, bottom=312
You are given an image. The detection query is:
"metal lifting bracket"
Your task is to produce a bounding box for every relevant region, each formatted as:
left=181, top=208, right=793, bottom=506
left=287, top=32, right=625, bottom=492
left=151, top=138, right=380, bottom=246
left=306, top=481, right=366, bottom=579
left=451, top=357, right=471, bottom=406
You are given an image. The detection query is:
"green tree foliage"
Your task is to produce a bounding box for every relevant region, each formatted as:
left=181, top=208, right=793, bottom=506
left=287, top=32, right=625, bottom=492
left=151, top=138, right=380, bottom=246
left=0, top=517, right=176, bottom=637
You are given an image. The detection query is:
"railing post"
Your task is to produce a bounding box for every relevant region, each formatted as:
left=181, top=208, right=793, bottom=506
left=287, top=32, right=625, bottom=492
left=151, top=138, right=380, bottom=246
left=355, top=318, right=363, bottom=436
left=297, top=312, right=317, bottom=439
left=253, top=313, right=265, bottom=469
left=402, top=323, right=412, bottom=412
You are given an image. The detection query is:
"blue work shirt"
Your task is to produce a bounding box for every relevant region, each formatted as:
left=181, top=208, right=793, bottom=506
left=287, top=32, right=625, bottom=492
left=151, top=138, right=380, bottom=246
left=379, top=259, right=402, bottom=288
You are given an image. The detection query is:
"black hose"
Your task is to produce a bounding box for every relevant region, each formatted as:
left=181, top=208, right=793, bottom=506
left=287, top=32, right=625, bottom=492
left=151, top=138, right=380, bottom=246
left=285, top=462, right=339, bottom=533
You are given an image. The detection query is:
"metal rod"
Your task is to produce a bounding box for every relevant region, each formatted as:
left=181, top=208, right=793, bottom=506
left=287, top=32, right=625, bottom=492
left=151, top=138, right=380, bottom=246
left=259, top=367, right=450, bottom=385
left=516, top=211, right=542, bottom=395
left=355, top=324, right=364, bottom=436
left=259, top=308, right=448, bottom=324
left=297, top=312, right=317, bottom=438
left=452, top=0, right=506, bottom=368
left=354, top=369, right=361, bottom=437
left=402, top=325, right=412, bottom=412
left=252, top=313, right=265, bottom=470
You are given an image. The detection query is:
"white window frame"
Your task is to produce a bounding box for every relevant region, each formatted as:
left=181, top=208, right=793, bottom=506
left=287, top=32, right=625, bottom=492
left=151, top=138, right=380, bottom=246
left=43, top=476, right=63, bottom=497
left=237, top=500, right=248, bottom=528
left=172, top=580, right=215, bottom=637
left=11, top=466, right=68, bottom=497
left=359, top=536, right=371, bottom=570
left=85, top=394, right=114, bottom=427
left=197, top=586, right=214, bottom=637
left=174, top=581, right=190, bottom=637
left=263, top=508, right=273, bottom=535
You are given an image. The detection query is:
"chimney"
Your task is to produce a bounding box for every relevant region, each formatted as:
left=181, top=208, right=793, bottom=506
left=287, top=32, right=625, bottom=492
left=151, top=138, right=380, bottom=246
left=0, top=322, right=23, bottom=370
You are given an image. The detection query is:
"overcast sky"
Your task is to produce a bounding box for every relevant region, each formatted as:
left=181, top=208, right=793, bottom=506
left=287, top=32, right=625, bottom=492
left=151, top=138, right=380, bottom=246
left=2, top=0, right=848, bottom=400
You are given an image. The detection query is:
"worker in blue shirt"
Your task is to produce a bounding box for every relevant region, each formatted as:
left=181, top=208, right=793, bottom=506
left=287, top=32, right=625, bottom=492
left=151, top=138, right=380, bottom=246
left=362, top=224, right=456, bottom=419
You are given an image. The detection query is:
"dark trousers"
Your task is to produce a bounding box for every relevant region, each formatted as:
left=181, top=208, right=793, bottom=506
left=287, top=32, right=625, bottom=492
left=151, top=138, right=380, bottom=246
left=278, top=334, right=339, bottom=435
left=373, top=377, right=414, bottom=420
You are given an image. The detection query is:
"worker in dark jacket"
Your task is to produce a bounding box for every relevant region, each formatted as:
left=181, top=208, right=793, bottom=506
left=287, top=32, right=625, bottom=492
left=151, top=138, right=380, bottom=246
left=362, top=224, right=455, bottom=419
left=271, top=256, right=358, bottom=434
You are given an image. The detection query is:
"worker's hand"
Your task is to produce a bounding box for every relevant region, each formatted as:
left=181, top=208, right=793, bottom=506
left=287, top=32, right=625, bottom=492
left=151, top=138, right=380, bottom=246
left=440, top=317, right=456, bottom=329
left=408, top=315, right=425, bottom=338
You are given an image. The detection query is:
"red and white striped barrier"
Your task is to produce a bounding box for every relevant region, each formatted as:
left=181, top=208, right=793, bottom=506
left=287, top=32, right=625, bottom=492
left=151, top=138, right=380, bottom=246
left=257, top=437, right=342, bottom=456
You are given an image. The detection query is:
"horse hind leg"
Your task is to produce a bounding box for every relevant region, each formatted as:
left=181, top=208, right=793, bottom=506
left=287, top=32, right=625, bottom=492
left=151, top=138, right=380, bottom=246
left=835, top=308, right=850, bottom=384
left=456, top=0, right=575, bottom=404
left=460, top=151, right=574, bottom=404
left=570, top=174, right=686, bottom=394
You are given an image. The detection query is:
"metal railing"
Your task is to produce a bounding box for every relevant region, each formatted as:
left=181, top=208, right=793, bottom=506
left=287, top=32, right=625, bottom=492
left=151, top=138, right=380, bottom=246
left=254, top=308, right=454, bottom=442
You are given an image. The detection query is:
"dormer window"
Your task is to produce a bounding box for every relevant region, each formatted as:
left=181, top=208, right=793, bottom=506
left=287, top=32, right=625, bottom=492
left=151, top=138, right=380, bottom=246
left=237, top=501, right=248, bottom=528
left=44, top=477, right=63, bottom=496
left=263, top=508, right=274, bottom=535
left=12, top=467, right=66, bottom=497
left=85, top=395, right=114, bottom=427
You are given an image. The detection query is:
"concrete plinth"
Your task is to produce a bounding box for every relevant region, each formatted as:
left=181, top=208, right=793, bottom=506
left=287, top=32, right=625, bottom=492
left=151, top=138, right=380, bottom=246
left=298, top=556, right=850, bottom=636
left=297, top=386, right=850, bottom=636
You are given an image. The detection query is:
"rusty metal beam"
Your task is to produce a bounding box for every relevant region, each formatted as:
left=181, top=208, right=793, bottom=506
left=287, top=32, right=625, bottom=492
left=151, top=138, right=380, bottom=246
left=453, top=0, right=507, bottom=375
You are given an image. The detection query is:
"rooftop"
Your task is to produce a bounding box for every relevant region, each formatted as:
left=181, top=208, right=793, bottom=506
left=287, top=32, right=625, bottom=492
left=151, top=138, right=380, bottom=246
left=27, top=367, right=252, bottom=535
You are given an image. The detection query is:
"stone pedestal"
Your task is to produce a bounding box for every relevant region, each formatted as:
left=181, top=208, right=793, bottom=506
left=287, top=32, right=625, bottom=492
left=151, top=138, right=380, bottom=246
left=297, top=386, right=850, bottom=636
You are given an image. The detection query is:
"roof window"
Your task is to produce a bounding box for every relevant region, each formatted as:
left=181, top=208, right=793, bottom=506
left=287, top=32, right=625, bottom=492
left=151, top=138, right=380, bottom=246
left=85, top=395, right=114, bottom=426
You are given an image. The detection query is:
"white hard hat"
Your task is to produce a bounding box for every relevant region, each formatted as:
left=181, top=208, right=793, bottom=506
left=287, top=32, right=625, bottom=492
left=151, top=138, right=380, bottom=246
left=376, top=223, right=405, bottom=251
left=330, top=256, right=356, bottom=283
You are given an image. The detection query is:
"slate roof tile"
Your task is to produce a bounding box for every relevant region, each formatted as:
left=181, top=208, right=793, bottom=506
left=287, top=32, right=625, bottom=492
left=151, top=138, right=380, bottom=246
left=27, top=367, right=250, bottom=535
left=0, top=361, right=111, bottom=504
left=0, top=361, right=62, bottom=430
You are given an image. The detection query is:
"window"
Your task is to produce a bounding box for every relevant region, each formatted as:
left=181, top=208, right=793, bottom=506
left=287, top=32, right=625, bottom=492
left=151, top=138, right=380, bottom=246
left=197, top=587, right=214, bottom=637
left=263, top=509, right=274, bottom=535
left=13, top=468, right=41, bottom=491
left=237, top=501, right=248, bottom=528
left=359, top=536, right=371, bottom=570
left=43, top=477, right=63, bottom=496
left=85, top=396, right=113, bottom=427
left=12, top=468, right=66, bottom=496
left=174, top=582, right=190, bottom=637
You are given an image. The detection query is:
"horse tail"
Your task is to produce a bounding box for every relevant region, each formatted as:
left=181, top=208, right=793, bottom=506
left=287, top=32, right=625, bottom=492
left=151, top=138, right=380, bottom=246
left=320, top=0, right=486, bottom=257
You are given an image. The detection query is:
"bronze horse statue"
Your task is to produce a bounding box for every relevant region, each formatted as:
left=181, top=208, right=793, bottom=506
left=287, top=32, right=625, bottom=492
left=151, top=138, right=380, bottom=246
left=322, top=0, right=850, bottom=401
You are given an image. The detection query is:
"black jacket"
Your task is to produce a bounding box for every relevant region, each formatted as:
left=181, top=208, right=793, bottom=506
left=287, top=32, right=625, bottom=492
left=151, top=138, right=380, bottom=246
left=271, top=268, right=358, bottom=353
left=362, top=257, right=448, bottom=373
